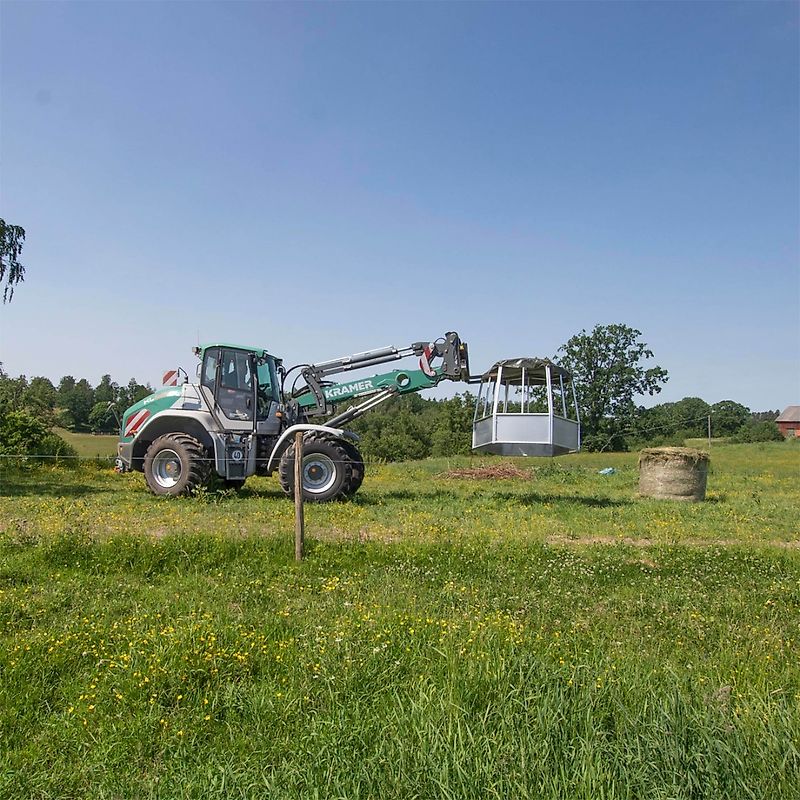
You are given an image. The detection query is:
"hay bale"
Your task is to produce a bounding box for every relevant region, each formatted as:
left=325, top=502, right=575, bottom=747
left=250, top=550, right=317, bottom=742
left=638, top=446, right=709, bottom=502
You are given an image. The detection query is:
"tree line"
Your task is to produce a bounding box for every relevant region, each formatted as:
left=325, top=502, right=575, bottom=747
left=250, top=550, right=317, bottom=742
left=0, top=368, right=156, bottom=462
left=344, top=392, right=782, bottom=462
left=0, top=369, right=153, bottom=434
left=0, top=323, right=786, bottom=463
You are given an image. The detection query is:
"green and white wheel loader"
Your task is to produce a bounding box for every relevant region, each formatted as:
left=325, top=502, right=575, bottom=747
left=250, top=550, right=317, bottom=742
left=116, top=332, right=472, bottom=501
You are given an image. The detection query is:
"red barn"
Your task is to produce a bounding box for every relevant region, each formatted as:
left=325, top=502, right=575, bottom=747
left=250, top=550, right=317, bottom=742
left=775, top=406, right=800, bottom=438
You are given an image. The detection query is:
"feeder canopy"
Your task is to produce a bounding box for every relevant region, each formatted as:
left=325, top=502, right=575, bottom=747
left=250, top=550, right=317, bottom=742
left=471, top=356, right=581, bottom=457
left=481, top=358, right=573, bottom=385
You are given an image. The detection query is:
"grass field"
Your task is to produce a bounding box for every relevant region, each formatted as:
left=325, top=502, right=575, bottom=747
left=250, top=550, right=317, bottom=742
left=1, top=442, right=798, bottom=798
left=53, top=428, right=118, bottom=459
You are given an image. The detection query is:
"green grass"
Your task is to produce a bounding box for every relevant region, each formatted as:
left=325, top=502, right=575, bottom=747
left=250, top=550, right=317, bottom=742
left=53, top=427, right=118, bottom=459
left=1, top=442, right=798, bottom=798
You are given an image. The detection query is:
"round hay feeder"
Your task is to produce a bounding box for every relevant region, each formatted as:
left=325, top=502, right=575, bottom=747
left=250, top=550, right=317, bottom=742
left=472, top=358, right=580, bottom=456
left=638, top=447, right=709, bottom=502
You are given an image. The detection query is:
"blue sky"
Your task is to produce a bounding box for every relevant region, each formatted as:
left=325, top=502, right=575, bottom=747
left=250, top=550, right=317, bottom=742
left=1, top=1, right=798, bottom=410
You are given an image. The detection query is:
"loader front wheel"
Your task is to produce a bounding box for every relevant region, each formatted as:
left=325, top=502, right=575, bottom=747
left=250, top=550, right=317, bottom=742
left=278, top=435, right=355, bottom=503
left=340, top=441, right=365, bottom=497
left=143, top=434, right=210, bottom=496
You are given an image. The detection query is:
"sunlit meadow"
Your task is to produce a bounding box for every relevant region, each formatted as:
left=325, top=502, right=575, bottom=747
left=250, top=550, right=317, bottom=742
left=1, top=442, right=798, bottom=798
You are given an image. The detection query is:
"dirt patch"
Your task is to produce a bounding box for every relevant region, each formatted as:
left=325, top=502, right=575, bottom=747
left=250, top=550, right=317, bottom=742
left=441, top=463, right=532, bottom=481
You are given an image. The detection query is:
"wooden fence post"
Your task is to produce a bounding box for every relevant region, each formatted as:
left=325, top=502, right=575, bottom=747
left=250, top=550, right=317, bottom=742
left=294, top=431, right=305, bottom=561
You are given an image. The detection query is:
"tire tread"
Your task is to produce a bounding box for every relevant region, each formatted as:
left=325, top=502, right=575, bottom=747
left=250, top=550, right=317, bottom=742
left=143, top=433, right=211, bottom=496
left=278, top=433, right=363, bottom=502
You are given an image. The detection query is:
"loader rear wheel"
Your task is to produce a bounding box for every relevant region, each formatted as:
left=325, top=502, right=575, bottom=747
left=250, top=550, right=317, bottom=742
left=143, top=434, right=211, bottom=496
left=278, top=434, right=357, bottom=503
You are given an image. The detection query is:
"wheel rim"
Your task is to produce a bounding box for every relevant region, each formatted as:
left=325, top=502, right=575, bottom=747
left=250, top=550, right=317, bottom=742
left=152, top=449, right=182, bottom=489
left=302, top=453, right=337, bottom=494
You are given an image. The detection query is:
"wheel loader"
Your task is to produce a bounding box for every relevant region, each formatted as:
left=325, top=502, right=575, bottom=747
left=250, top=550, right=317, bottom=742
left=115, top=332, right=472, bottom=501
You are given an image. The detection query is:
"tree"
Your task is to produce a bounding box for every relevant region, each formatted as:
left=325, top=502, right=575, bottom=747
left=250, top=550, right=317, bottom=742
left=71, top=379, right=95, bottom=430
left=0, top=368, right=28, bottom=413
left=56, top=376, right=94, bottom=430
left=631, top=396, right=713, bottom=446
left=557, top=324, right=668, bottom=451
left=0, top=219, right=26, bottom=303
left=669, top=397, right=712, bottom=438
left=89, top=401, right=118, bottom=434
left=57, top=375, right=76, bottom=405
left=751, top=409, right=780, bottom=423
left=731, top=419, right=783, bottom=443
left=711, top=400, right=750, bottom=437
left=430, top=393, right=475, bottom=456
left=94, top=374, right=118, bottom=405
left=25, top=376, right=58, bottom=418
left=0, top=408, right=78, bottom=464
left=117, top=378, right=153, bottom=411
left=348, top=394, right=435, bottom=462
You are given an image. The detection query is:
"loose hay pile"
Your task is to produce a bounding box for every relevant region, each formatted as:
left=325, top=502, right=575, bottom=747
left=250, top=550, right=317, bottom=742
left=638, top=446, right=709, bottom=502
left=442, top=462, right=532, bottom=480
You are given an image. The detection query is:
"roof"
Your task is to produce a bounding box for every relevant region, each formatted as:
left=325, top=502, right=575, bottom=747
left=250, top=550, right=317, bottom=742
left=195, top=343, right=275, bottom=358
left=776, top=405, right=800, bottom=423
left=480, top=357, right=573, bottom=384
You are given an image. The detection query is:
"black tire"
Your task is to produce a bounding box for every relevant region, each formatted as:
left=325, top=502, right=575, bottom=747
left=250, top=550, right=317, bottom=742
left=278, top=434, right=356, bottom=503
left=339, top=440, right=365, bottom=496
left=143, top=433, right=211, bottom=496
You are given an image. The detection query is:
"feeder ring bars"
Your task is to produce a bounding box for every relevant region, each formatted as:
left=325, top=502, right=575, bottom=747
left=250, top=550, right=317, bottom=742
left=472, top=358, right=580, bottom=456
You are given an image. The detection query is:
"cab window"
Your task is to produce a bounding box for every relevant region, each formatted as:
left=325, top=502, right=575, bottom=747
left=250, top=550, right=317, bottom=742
left=256, top=357, right=279, bottom=419
left=221, top=350, right=253, bottom=392
left=216, top=349, right=255, bottom=422
left=202, top=348, right=220, bottom=391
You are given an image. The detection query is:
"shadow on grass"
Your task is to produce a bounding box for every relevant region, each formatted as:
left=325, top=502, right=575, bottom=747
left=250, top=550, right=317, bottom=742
left=0, top=475, right=114, bottom=498
left=509, top=494, right=633, bottom=508
left=702, top=494, right=727, bottom=504
left=205, top=486, right=288, bottom=502
left=356, top=488, right=631, bottom=509
left=353, top=489, right=456, bottom=506
left=483, top=491, right=631, bottom=508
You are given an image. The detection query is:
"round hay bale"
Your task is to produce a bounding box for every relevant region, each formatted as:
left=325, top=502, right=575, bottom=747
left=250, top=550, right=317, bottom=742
left=638, top=446, right=709, bottom=502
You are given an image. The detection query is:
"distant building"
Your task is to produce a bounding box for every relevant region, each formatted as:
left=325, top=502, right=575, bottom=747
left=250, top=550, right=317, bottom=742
left=775, top=406, right=800, bottom=438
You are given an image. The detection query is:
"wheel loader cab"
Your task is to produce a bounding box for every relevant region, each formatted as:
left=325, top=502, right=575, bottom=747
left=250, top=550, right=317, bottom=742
left=200, top=345, right=280, bottom=423
left=200, top=347, right=252, bottom=422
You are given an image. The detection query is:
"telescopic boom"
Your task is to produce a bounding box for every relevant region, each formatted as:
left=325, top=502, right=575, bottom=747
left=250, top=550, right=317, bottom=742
left=289, top=331, right=472, bottom=422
